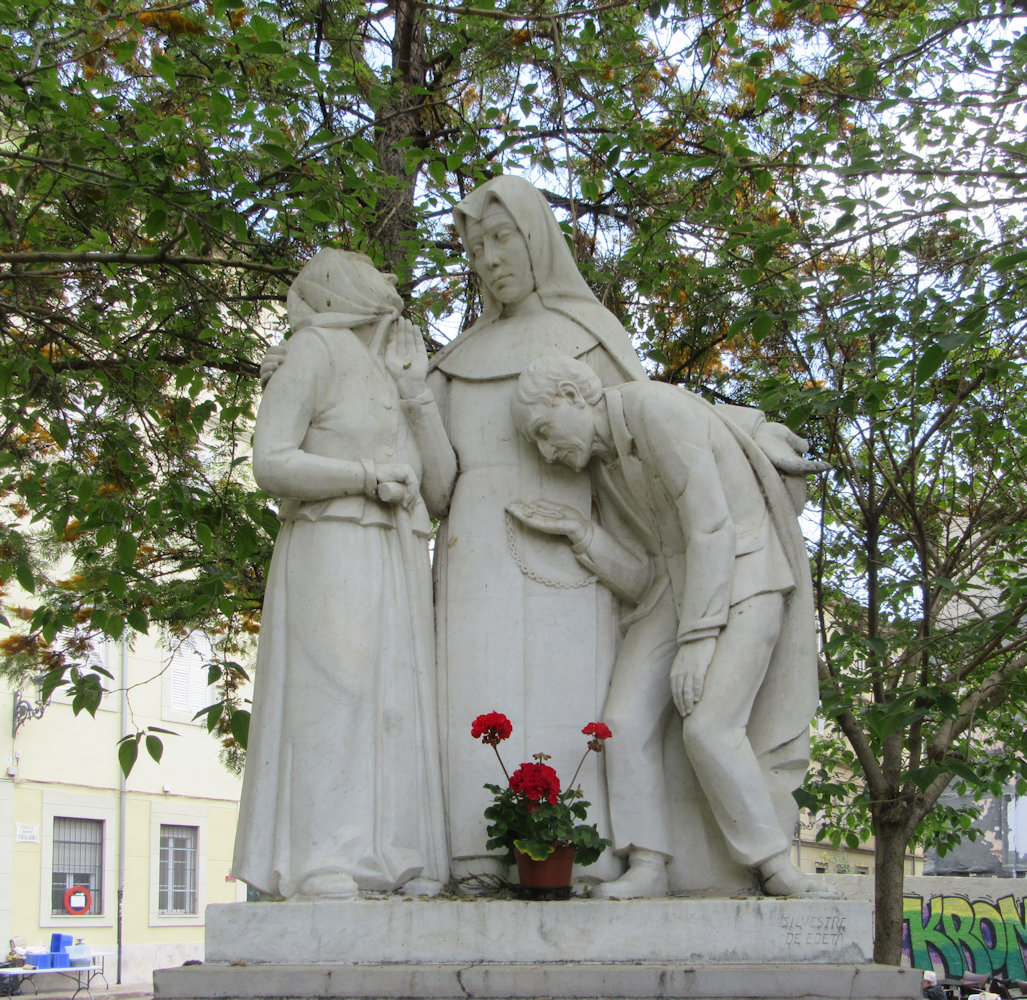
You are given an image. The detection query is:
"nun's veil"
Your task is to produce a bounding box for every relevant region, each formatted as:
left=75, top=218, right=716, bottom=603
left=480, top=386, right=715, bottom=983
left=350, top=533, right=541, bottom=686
left=435, top=176, right=644, bottom=381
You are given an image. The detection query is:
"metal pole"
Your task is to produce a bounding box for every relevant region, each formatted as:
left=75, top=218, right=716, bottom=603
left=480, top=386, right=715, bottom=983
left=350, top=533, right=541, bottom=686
left=117, top=641, right=128, bottom=985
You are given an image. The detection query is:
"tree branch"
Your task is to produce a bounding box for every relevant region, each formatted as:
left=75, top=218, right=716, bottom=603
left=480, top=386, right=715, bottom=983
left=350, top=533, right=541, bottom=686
left=0, top=252, right=295, bottom=277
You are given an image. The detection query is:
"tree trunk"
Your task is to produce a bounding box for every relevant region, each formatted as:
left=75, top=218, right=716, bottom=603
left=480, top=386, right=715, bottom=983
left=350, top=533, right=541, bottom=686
left=375, top=0, right=428, bottom=268
left=873, top=819, right=909, bottom=965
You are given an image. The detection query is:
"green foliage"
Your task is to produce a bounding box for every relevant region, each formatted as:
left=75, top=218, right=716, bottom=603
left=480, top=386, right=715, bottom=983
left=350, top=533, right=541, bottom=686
left=117, top=724, right=174, bottom=777
left=482, top=781, right=609, bottom=867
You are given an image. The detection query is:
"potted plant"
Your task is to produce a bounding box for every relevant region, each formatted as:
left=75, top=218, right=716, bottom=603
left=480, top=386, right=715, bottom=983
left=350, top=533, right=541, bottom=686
left=471, top=711, right=612, bottom=898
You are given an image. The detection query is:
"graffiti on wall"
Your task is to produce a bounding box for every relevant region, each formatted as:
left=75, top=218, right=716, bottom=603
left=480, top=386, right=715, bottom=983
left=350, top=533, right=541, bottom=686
left=905, top=894, right=1027, bottom=977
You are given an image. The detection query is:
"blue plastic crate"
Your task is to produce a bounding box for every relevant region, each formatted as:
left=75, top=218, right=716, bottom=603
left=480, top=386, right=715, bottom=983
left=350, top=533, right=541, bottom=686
left=27, top=954, right=51, bottom=970
left=49, top=952, right=70, bottom=969
left=50, top=934, right=72, bottom=953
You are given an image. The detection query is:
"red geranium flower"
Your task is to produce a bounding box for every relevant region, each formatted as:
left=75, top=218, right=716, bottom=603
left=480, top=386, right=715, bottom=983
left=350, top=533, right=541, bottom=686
left=472, top=711, right=513, bottom=746
left=473, top=711, right=612, bottom=868
left=582, top=721, right=612, bottom=752
left=509, top=761, right=561, bottom=805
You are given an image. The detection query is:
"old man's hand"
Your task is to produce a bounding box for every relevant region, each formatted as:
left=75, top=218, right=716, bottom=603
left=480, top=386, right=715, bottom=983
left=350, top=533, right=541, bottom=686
left=506, top=499, right=588, bottom=546
left=670, top=638, right=716, bottom=716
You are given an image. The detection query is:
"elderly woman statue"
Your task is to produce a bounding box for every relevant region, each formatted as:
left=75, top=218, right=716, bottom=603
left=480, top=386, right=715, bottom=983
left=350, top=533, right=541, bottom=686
left=232, top=249, right=451, bottom=899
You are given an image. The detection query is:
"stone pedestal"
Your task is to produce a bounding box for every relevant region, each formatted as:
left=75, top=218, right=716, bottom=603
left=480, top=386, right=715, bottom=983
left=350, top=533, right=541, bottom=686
left=153, top=898, right=920, bottom=1000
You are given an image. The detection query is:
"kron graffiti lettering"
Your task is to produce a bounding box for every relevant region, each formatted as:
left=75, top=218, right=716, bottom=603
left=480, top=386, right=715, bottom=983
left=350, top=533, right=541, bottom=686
left=904, top=894, right=1027, bottom=979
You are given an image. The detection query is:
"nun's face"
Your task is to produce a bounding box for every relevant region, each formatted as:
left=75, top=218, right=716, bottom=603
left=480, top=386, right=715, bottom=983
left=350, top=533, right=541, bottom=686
left=465, top=201, right=535, bottom=306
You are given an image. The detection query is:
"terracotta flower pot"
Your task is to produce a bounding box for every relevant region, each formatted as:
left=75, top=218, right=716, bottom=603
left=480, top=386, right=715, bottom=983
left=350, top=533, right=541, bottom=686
left=515, top=845, right=576, bottom=900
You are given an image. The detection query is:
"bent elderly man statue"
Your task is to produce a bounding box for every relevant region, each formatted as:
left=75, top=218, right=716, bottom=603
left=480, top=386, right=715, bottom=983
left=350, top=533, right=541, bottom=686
left=508, top=355, right=834, bottom=899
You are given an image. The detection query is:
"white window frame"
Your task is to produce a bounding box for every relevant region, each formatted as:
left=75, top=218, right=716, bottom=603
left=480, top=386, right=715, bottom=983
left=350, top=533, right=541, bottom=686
left=149, top=803, right=207, bottom=927
left=161, top=633, right=216, bottom=725
left=40, top=793, right=115, bottom=928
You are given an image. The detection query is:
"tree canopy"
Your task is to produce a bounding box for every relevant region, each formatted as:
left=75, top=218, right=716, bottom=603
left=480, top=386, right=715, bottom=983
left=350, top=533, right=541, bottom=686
left=1, top=0, right=1026, bottom=961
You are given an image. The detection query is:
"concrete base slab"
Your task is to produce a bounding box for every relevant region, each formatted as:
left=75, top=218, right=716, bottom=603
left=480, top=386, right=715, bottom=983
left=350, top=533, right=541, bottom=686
left=156, top=898, right=918, bottom=1000
left=203, top=897, right=873, bottom=965
left=153, top=961, right=921, bottom=1000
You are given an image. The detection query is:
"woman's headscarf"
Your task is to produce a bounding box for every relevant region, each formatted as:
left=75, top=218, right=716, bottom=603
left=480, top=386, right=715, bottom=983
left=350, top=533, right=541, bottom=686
left=287, top=249, right=403, bottom=337
left=434, top=175, right=645, bottom=381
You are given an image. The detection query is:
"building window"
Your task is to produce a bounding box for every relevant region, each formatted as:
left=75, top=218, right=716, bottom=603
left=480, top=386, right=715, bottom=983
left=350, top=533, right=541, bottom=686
left=51, top=818, right=103, bottom=915
left=814, top=863, right=827, bottom=874
left=149, top=808, right=208, bottom=926
left=159, top=825, right=198, bottom=915
left=856, top=865, right=869, bottom=875
left=162, top=633, right=215, bottom=724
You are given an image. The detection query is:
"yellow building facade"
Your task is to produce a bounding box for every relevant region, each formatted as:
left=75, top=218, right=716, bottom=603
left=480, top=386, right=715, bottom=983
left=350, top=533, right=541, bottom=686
left=1, top=633, right=245, bottom=985
left=792, top=809, right=925, bottom=879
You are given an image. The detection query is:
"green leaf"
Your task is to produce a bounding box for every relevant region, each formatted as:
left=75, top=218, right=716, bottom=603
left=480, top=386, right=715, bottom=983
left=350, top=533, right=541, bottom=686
left=196, top=522, right=214, bottom=550
left=49, top=420, right=70, bottom=449
left=15, top=562, right=34, bottom=593
left=150, top=54, right=176, bottom=88
left=512, top=838, right=554, bottom=861
left=945, top=759, right=979, bottom=783
left=118, top=735, right=140, bottom=777
left=249, top=13, right=276, bottom=41
left=831, top=212, right=857, bottom=232
left=351, top=135, right=377, bottom=162
left=908, top=765, right=942, bottom=791
left=867, top=636, right=888, bottom=657
left=145, top=734, right=164, bottom=764
left=855, top=67, right=876, bottom=93
left=994, top=250, right=1027, bottom=274
left=201, top=703, right=223, bottom=731
left=41, top=667, right=67, bottom=702
left=116, top=532, right=137, bottom=569
left=230, top=709, right=250, bottom=749
left=915, top=344, right=946, bottom=384
left=71, top=674, right=104, bottom=717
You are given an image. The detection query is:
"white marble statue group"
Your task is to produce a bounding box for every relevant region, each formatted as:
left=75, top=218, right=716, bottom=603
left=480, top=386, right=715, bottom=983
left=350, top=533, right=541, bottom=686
left=231, top=176, right=834, bottom=902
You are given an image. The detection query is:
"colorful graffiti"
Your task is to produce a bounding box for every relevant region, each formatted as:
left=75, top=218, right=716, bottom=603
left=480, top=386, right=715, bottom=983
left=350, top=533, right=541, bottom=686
left=904, top=894, right=1027, bottom=978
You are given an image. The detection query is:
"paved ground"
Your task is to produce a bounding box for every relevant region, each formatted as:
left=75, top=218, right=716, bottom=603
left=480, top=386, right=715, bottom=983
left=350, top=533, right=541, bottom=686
left=5, top=978, right=152, bottom=1000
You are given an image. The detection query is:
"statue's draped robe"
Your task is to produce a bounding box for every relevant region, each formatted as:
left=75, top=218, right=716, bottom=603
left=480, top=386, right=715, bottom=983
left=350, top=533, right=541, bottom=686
left=430, top=176, right=644, bottom=876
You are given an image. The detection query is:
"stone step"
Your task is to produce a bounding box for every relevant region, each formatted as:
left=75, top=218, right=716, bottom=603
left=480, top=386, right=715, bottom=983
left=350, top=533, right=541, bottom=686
left=153, top=960, right=921, bottom=1000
